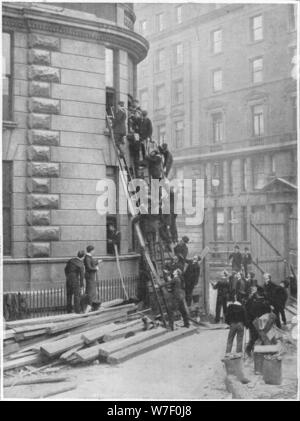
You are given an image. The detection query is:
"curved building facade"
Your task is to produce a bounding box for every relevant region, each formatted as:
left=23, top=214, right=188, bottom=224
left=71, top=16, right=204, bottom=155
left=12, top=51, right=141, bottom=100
left=2, top=2, right=148, bottom=290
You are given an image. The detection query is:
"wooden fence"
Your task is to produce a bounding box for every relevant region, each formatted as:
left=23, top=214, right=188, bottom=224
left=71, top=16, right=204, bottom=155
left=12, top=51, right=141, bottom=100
left=3, top=276, right=139, bottom=320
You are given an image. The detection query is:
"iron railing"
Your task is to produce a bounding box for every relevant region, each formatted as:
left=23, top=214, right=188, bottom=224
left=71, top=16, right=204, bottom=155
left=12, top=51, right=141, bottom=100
left=3, top=276, right=139, bottom=320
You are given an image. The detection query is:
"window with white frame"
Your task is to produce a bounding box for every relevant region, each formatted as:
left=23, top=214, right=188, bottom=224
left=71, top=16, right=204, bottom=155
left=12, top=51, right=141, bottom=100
left=139, top=19, right=147, bottom=35
left=175, top=120, right=184, bottom=148
left=251, top=15, right=263, bottom=41
left=156, top=13, right=164, bottom=31
left=212, top=112, right=224, bottom=143
left=252, top=57, right=263, bottom=83
left=214, top=208, right=225, bottom=241
left=174, top=43, right=183, bottom=65
left=155, top=49, right=165, bottom=72
left=252, top=155, right=265, bottom=189
left=211, top=29, right=222, bottom=54
left=176, top=5, right=183, bottom=24
left=155, top=84, right=165, bottom=109
left=252, top=104, right=264, bottom=136
left=157, top=124, right=166, bottom=144
left=173, top=79, right=183, bottom=104
left=140, top=89, right=149, bottom=111
left=2, top=32, right=12, bottom=121
left=212, top=69, right=223, bottom=92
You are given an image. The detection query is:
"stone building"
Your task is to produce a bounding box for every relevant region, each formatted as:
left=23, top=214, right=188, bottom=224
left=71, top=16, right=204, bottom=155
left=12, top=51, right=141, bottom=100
left=2, top=2, right=148, bottom=291
left=135, top=3, right=298, bottom=307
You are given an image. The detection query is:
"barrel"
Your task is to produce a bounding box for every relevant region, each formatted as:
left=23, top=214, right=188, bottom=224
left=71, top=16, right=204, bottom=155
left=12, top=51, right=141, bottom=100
left=253, top=352, right=265, bottom=374
left=222, top=353, right=243, bottom=378
left=263, top=355, right=282, bottom=385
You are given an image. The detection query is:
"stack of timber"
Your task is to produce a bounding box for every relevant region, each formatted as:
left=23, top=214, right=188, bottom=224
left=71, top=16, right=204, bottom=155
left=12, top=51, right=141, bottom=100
left=4, top=298, right=200, bottom=375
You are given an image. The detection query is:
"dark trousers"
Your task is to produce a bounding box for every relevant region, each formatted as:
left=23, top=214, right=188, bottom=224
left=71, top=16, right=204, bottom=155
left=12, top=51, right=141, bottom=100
left=185, top=286, right=194, bottom=307
left=215, top=295, right=227, bottom=323
left=177, top=296, right=190, bottom=327
left=66, top=277, right=81, bottom=314
left=246, top=323, right=259, bottom=354
left=226, top=322, right=244, bottom=353
left=274, top=306, right=286, bottom=328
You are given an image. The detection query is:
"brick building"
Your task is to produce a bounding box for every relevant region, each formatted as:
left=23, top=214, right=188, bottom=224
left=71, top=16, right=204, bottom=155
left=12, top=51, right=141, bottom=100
left=135, top=3, right=298, bottom=308
left=2, top=2, right=148, bottom=291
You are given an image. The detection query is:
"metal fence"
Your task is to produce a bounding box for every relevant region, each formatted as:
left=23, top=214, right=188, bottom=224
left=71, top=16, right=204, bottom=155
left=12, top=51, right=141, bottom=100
left=3, top=276, right=139, bottom=320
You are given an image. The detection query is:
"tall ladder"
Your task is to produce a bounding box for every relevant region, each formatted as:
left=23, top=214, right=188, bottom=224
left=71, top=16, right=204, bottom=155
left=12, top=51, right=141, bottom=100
left=105, top=114, right=172, bottom=328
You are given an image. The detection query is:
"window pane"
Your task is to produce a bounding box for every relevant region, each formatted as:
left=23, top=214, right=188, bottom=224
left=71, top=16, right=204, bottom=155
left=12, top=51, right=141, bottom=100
left=174, top=80, right=183, bottom=104
left=2, top=32, right=11, bottom=75
left=158, top=125, right=166, bottom=144
left=212, top=112, right=223, bottom=142
left=175, top=120, right=184, bottom=147
left=105, top=48, right=114, bottom=87
left=252, top=15, right=263, bottom=41
left=252, top=58, right=263, bottom=83
left=176, top=6, right=182, bottom=23
left=213, top=70, right=222, bottom=91
left=253, top=105, right=264, bottom=136
left=175, top=43, right=183, bottom=65
left=212, top=29, right=222, bottom=53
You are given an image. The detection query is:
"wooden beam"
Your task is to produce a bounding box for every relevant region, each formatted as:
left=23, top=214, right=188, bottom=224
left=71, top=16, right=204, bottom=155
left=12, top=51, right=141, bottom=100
left=102, top=323, right=144, bottom=342
left=4, top=376, right=70, bottom=387
left=4, top=354, right=44, bottom=371
left=40, top=333, right=84, bottom=358
left=98, top=327, right=168, bottom=358
left=107, top=326, right=199, bottom=365
left=75, top=327, right=167, bottom=363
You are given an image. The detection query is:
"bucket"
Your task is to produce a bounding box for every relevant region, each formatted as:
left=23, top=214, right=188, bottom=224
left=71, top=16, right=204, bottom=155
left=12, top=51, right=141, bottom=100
left=263, top=355, right=282, bottom=385
left=253, top=353, right=265, bottom=374
left=222, top=354, right=244, bottom=379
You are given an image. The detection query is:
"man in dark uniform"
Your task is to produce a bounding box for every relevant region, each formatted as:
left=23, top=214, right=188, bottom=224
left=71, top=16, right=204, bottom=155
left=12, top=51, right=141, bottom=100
left=84, top=245, right=101, bottom=313
left=245, top=286, right=272, bottom=355
left=174, top=236, right=190, bottom=272
left=112, top=101, right=127, bottom=158
left=145, top=149, right=164, bottom=179
left=170, top=268, right=190, bottom=328
left=65, top=250, right=85, bottom=314
left=229, top=245, right=243, bottom=272
left=211, top=274, right=230, bottom=323
left=159, top=143, right=173, bottom=178
left=107, top=223, right=121, bottom=255
left=242, top=247, right=252, bottom=277
left=184, top=255, right=201, bottom=307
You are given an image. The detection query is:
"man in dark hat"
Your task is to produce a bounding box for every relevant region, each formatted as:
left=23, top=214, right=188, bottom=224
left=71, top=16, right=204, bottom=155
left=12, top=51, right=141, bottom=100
left=174, top=236, right=190, bottom=271
left=211, top=273, right=230, bottom=323
left=107, top=223, right=121, bottom=255
left=184, top=255, right=201, bottom=307
left=112, top=100, right=127, bottom=158
left=229, top=245, right=243, bottom=273
left=242, top=247, right=252, bottom=277
left=84, top=245, right=102, bottom=313
left=65, top=250, right=85, bottom=314
left=159, top=143, right=173, bottom=178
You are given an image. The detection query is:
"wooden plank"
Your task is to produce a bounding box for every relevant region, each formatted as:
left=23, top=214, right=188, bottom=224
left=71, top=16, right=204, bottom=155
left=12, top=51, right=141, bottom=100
left=40, top=333, right=84, bottom=358
left=82, top=319, right=142, bottom=345
left=46, top=319, right=89, bottom=335
left=107, top=326, right=199, bottom=365
left=101, top=298, right=124, bottom=308
left=98, top=327, right=168, bottom=358
left=4, top=330, right=15, bottom=340
left=102, top=323, right=144, bottom=342
left=4, top=342, right=20, bottom=356
left=6, top=350, right=38, bottom=361
left=81, top=323, right=119, bottom=345
left=4, top=354, right=44, bottom=371
left=6, top=303, right=136, bottom=329
left=59, top=345, right=84, bottom=362
left=15, top=329, right=48, bottom=342
left=4, top=376, right=70, bottom=387
left=31, top=383, right=77, bottom=399
left=13, top=323, right=56, bottom=334
left=67, top=312, right=128, bottom=336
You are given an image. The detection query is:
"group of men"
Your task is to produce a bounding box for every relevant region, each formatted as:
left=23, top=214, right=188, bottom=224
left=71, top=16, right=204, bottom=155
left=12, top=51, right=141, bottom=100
left=211, top=244, right=290, bottom=355
left=162, top=236, right=202, bottom=328
left=111, top=99, right=173, bottom=181
left=64, top=245, right=102, bottom=314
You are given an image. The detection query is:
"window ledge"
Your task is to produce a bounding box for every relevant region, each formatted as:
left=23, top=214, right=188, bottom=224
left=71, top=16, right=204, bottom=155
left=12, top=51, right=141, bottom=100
left=3, top=120, right=17, bottom=129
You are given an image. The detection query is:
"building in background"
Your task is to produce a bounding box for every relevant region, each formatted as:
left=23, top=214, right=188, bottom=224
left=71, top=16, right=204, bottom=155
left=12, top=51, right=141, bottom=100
left=136, top=2, right=298, bottom=307
left=2, top=2, right=148, bottom=290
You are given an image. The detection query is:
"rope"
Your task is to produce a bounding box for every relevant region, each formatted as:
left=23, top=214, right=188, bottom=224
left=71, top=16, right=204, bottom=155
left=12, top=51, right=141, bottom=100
left=114, top=244, right=129, bottom=301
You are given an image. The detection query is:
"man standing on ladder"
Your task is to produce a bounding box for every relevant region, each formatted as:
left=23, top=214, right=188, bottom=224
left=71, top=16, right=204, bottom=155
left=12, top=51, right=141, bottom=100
left=112, top=100, right=127, bottom=158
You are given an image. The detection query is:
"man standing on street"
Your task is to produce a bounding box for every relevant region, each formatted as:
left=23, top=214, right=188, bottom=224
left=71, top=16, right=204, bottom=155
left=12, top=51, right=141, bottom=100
left=225, top=295, right=248, bottom=354
left=184, top=255, right=201, bottom=307
left=242, top=247, right=252, bottom=277
left=229, top=244, right=243, bottom=272
left=65, top=250, right=85, bottom=314
left=84, top=245, right=101, bottom=313
left=211, top=273, right=230, bottom=323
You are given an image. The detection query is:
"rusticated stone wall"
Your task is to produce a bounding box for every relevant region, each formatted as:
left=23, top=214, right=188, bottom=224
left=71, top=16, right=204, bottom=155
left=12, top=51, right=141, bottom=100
left=27, top=33, right=61, bottom=258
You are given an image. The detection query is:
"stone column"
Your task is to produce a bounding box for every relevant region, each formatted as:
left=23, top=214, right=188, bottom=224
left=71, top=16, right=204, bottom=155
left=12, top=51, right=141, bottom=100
left=27, top=33, right=61, bottom=258
left=245, top=157, right=253, bottom=192
left=206, top=162, right=212, bottom=195
left=223, top=160, right=229, bottom=195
